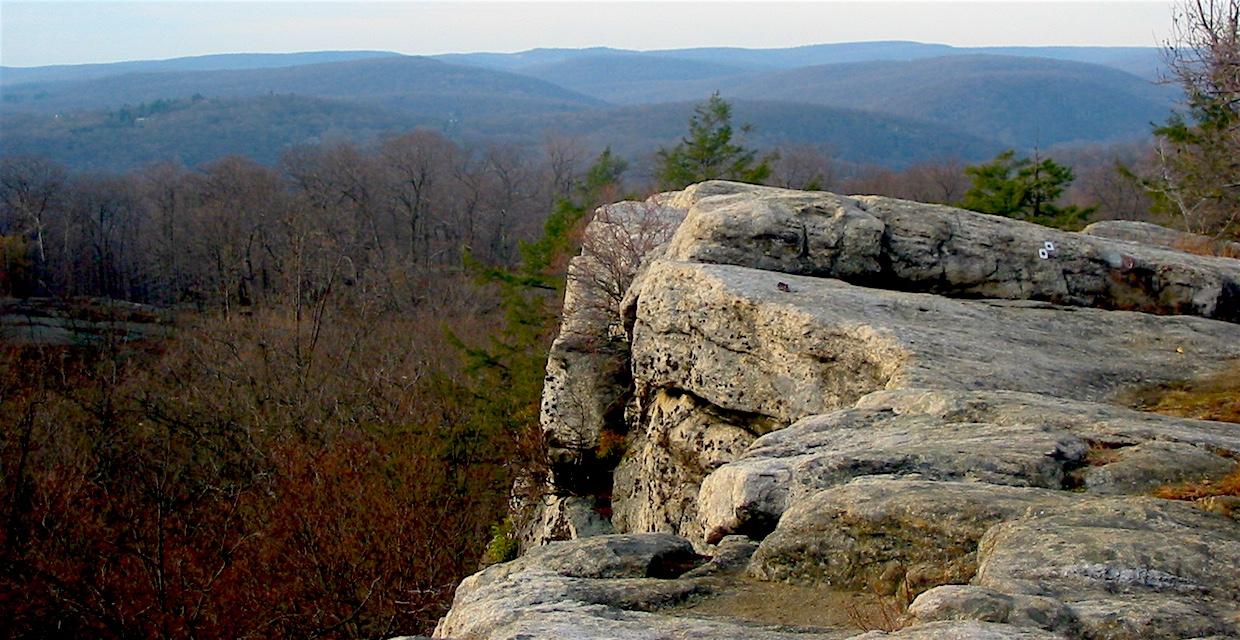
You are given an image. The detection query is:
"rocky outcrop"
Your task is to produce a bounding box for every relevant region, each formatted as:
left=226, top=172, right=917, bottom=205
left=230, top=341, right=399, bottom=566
left=697, top=388, right=1240, bottom=546
left=437, top=183, right=1240, bottom=639
left=0, top=297, right=169, bottom=346
left=663, top=185, right=1240, bottom=321
left=528, top=195, right=686, bottom=546
left=1083, top=219, right=1240, bottom=257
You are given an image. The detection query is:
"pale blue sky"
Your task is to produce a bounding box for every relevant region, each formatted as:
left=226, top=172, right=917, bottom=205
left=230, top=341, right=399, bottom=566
left=1, top=1, right=1175, bottom=67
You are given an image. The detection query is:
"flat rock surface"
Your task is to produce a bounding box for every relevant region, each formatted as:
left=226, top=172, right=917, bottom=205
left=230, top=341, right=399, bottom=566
left=434, top=533, right=1061, bottom=640
left=747, top=478, right=1078, bottom=594
left=697, top=388, right=1240, bottom=543
left=975, top=498, right=1240, bottom=638
left=1083, top=219, right=1240, bottom=256
left=630, top=261, right=1240, bottom=423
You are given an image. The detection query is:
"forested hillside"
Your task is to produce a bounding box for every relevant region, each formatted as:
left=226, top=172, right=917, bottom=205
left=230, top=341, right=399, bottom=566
left=0, top=50, right=399, bottom=86
left=0, top=55, right=602, bottom=114
left=0, top=42, right=1170, bottom=172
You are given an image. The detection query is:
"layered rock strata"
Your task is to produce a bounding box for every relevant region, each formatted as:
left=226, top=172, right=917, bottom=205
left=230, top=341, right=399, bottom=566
left=438, top=183, right=1240, bottom=640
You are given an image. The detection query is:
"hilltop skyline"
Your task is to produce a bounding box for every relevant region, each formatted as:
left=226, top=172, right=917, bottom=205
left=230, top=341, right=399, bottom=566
left=3, top=1, right=1174, bottom=68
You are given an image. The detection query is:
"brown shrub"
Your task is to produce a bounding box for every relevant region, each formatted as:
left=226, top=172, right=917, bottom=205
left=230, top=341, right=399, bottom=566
left=1172, top=234, right=1240, bottom=259
left=0, top=300, right=518, bottom=639
left=1126, top=360, right=1240, bottom=424
left=1154, top=464, right=1240, bottom=501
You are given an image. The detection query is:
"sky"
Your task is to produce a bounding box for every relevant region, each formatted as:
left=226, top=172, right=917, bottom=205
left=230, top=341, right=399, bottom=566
left=1, top=1, right=1176, bottom=68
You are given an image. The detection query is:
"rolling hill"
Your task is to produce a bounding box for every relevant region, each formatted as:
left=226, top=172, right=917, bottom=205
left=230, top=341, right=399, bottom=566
left=0, top=55, right=604, bottom=117
left=0, top=94, right=1006, bottom=173
left=0, top=94, right=426, bottom=172
left=0, top=50, right=400, bottom=86
left=438, top=41, right=1164, bottom=78
left=0, top=43, right=1173, bottom=173
left=711, top=55, right=1177, bottom=148
left=502, top=54, right=1175, bottom=149
left=464, top=100, right=1005, bottom=169
left=513, top=54, right=752, bottom=104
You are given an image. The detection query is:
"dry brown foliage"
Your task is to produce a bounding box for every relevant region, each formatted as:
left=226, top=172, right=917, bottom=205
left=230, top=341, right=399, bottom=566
left=844, top=580, right=910, bottom=633
left=1127, top=360, right=1240, bottom=424
left=0, top=297, right=519, bottom=638
left=1154, top=464, right=1240, bottom=501
left=1172, top=234, right=1240, bottom=258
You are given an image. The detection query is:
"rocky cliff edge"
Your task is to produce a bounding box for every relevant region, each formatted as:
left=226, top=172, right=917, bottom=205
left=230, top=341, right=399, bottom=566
left=436, top=182, right=1240, bottom=640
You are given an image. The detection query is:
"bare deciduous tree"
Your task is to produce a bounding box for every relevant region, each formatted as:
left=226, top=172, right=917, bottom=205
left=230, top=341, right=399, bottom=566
left=0, top=156, right=67, bottom=281
left=1146, top=0, right=1240, bottom=237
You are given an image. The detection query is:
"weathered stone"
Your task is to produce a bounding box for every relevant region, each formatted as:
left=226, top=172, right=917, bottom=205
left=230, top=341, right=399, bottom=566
left=531, top=196, right=686, bottom=547
left=974, top=498, right=1240, bottom=639
left=629, top=262, right=1240, bottom=421
left=441, top=184, right=1240, bottom=639
left=612, top=389, right=773, bottom=545
left=541, top=196, right=685, bottom=452
left=662, top=182, right=1240, bottom=322
left=908, top=585, right=1077, bottom=634
left=436, top=533, right=867, bottom=640
left=1082, top=441, right=1236, bottom=495
left=681, top=535, right=759, bottom=578
left=975, top=498, right=1240, bottom=599
left=1067, top=595, right=1237, bottom=640
left=747, top=478, right=1077, bottom=595
left=435, top=533, right=1062, bottom=640
left=698, top=388, right=1240, bottom=543
left=623, top=260, right=1239, bottom=544
left=517, top=495, right=615, bottom=549
left=848, top=388, right=1240, bottom=454
left=848, top=620, right=1068, bottom=639
left=698, top=403, right=1086, bottom=544
left=1083, top=219, right=1240, bottom=256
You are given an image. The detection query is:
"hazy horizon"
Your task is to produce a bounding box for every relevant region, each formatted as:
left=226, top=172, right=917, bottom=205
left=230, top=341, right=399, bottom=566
left=2, top=1, right=1174, bottom=68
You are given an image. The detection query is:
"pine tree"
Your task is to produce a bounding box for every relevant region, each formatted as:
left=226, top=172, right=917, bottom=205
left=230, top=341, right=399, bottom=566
left=655, top=93, right=772, bottom=190
left=961, top=150, right=1094, bottom=229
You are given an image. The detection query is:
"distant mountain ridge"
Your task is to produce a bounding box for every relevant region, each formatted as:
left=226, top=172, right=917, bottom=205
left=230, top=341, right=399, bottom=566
left=708, top=55, right=1176, bottom=148
left=0, top=42, right=1171, bottom=172
left=438, top=41, right=1164, bottom=78
left=0, top=50, right=400, bottom=86
left=0, top=56, right=603, bottom=116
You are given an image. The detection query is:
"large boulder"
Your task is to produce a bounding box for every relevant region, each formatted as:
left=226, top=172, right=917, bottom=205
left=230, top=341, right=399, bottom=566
left=663, top=184, right=1240, bottom=322
left=622, top=260, right=1240, bottom=543
left=629, top=261, right=1240, bottom=418
left=697, top=388, right=1240, bottom=543
left=1083, top=219, right=1240, bottom=257
left=439, top=183, right=1240, bottom=640
left=746, top=478, right=1077, bottom=594
left=908, top=585, right=1077, bottom=635
left=974, top=498, right=1240, bottom=639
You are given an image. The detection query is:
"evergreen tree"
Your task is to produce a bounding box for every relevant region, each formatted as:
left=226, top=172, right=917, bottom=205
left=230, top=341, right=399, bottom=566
left=961, top=150, right=1094, bottom=229
left=655, top=92, right=772, bottom=190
